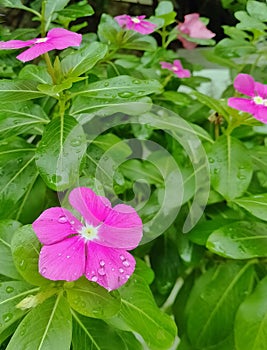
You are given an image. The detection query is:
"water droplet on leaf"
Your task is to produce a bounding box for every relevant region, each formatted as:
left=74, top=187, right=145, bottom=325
left=5, top=286, right=14, bottom=293
left=118, top=91, right=134, bottom=98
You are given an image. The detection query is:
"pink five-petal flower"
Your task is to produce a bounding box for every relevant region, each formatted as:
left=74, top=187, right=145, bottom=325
left=0, top=28, right=82, bottom=62
left=115, top=14, right=157, bottom=35
left=177, top=13, right=215, bottom=50
left=32, top=187, right=143, bottom=291
left=160, top=60, right=191, bottom=78
left=228, top=73, right=267, bottom=124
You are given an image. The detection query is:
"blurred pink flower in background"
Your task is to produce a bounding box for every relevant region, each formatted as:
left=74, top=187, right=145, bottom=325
left=177, top=13, right=215, bottom=49
left=0, top=28, right=82, bottom=62
left=115, top=14, right=157, bottom=34
left=32, top=187, right=143, bottom=291
left=228, top=73, right=267, bottom=124
left=160, top=60, right=191, bottom=78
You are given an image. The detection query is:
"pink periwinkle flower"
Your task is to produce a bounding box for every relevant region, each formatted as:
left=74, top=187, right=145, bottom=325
left=115, top=14, right=157, bottom=35
left=228, top=73, right=267, bottom=124
left=160, top=60, right=191, bottom=78
left=0, top=28, right=82, bottom=62
left=32, top=187, right=143, bottom=291
left=177, top=13, right=215, bottom=50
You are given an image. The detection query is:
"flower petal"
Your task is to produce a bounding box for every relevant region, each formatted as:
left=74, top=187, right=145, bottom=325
left=96, top=204, right=142, bottom=249
left=233, top=74, right=255, bottom=97
left=175, top=68, right=191, bottom=78
left=115, top=15, right=130, bottom=27
left=85, top=241, right=136, bottom=290
left=16, top=42, right=56, bottom=62
left=254, top=82, right=267, bottom=99
left=228, top=97, right=255, bottom=114
left=177, top=35, right=197, bottom=50
left=0, top=39, right=36, bottom=49
left=253, top=105, right=267, bottom=123
left=160, top=61, right=173, bottom=70
left=47, top=28, right=82, bottom=49
left=135, top=21, right=157, bottom=35
left=39, top=236, right=85, bottom=281
left=179, top=13, right=215, bottom=39
left=32, top=207, right=81, bottom=245
left=69, top=187, right=111, bottom=227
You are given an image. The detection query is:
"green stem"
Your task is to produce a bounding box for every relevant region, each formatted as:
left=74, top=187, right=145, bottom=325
left=162, top=73, right=173, bottom=88
left=43, top=52, right=56, bottom=84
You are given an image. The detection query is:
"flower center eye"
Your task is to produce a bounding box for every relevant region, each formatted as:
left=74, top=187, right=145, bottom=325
left=35, top=38, right=48, bottom=43
left=253, top=96, right=267, bottom=105
left=172, top=66, right=179, bottom=71
left=132, top=17, right=141, bottom=24
left=79, top=224, right=98, bottom=241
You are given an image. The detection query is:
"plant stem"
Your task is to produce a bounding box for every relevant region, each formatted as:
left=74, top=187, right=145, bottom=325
left=43, top=52, right=56, bottom=84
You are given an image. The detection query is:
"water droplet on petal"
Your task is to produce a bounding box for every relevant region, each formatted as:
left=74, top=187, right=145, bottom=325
left=98, top=268, right=105, bottom=276
left=70, top=220, right=75, bottom=225
left=119, top=268, right=124, bottom=274
left=6, top=286, right=14, bottom=294
left=66, top=255, right=71, bottom=259
left=125, top=274, right=130, bottom=279
left=58, top=215, right=68, bottom=223
left=99, top=260, right=105, bottom=266
left=122, top=260, right=130, bottom=267
left=58, top=253, right=62, bottom=256
left=41, top=267, right=47, bottom=274
left=91, top=275, right=98, bottom=282
left=119, top=254, right=125, bottom=261
left=111, top=268, right=115, bottom=271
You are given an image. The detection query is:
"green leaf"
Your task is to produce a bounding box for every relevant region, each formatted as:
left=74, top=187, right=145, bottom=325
left=11, top=225, right=48, bottom=286
left=150, top=236, right=179, bottom=295
left=207, top=221, right=267, bottom=259
left=0, top=280, right=37, bottom=333
left=0, top=0, right=29, bottom=10
left=97, top=14, right=121, bottom=45
left=235, top=275, right=267, bottom=350
left=71, top=75, right=162, bottom=99
left=0, top=137, right=38, bottom=219
left=233, top=194, right=267, bottom=221
left=0, top=80, right=46, bottom=102
left=0, top=220, right=22, bottom=279
left=57, top=1, right=94, bottom=20
left=247, top=0, right=267, bottom=21
left=186, top=261, right=254, bottom=349
left=66, top=277, right=121, bottom=319
left=19, top=65, right=53, bottom=84
left=71, top=311, right=142, bottom=350
left=6, top=296, right=72, bottom=350
left=214, top=38, right=256, bottom=58
left=111, top=275, right=177, bottom=350
left=121, top=33, right=157, bottom=52
left=208, top=135, right=253, bottom=200
left=44, top=0, right=71, bottom=31
left=235, top=11, right=266, bottom=31
left=35, top=115, right=87, bottom=191
left=187, top=218, right=234, bottom=246
left=0, top=102, right=49, bottom=138
left=70, top=96, right=151, bottom=120
left=61, top=42, right=108, bottom=78
left=154, top=1, right=176, bottom=25
left=193, top=90, right=229, bottom=119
